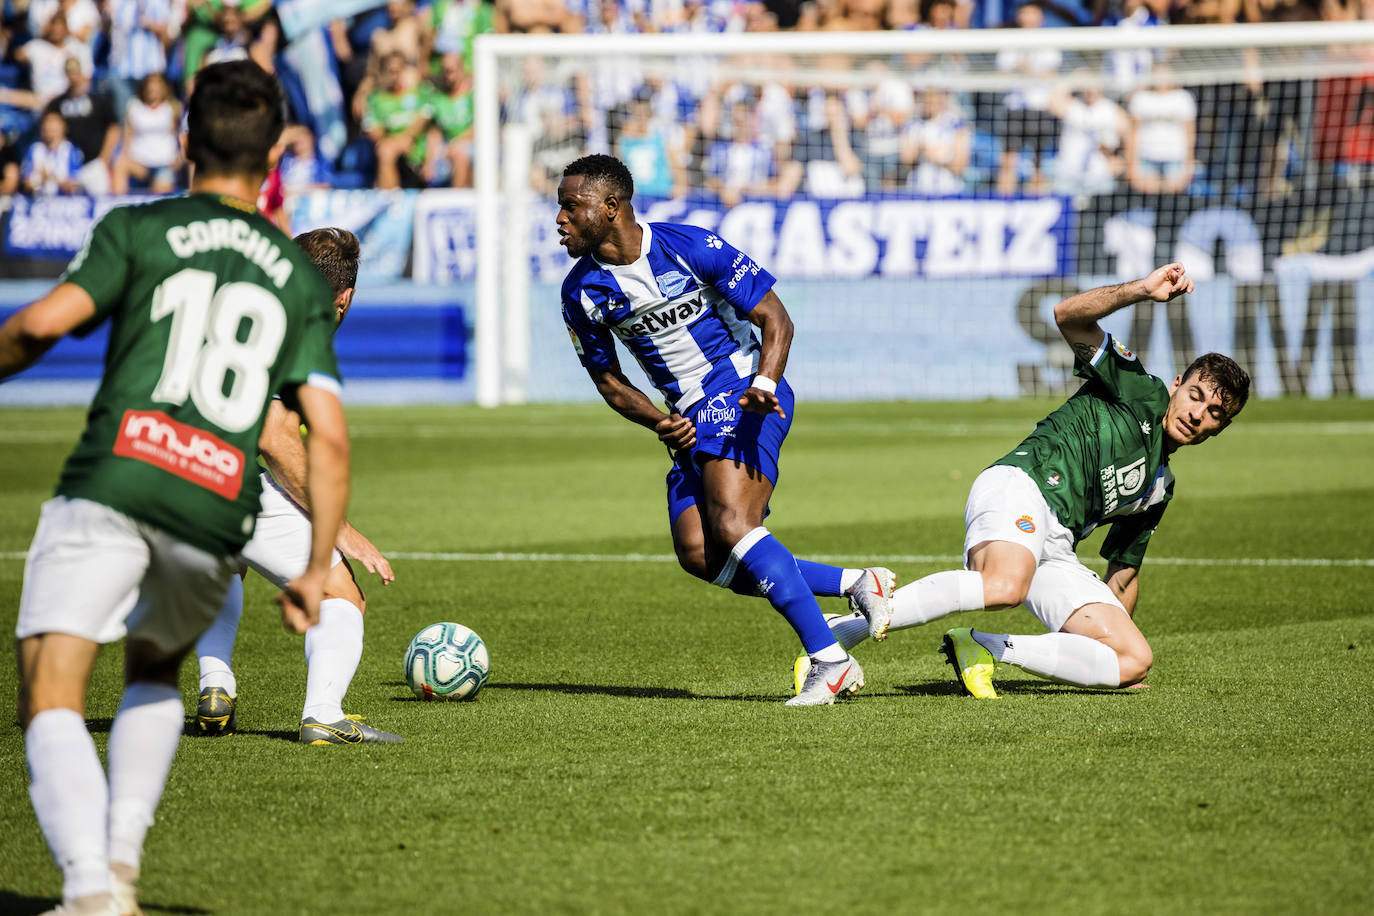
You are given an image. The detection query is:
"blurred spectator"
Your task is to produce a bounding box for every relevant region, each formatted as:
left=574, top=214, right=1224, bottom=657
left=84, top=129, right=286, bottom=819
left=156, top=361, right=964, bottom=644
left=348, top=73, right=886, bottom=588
left=112, top=72, right=181, bottom=193
left=1104, top=0, right=1167, bottom=96
left=29, top=0, right=102, bottom=51
left=106, top=0, right=174, bottom=122
left=47, top=57, right=120, bottom=194
left=16, top=15, right=95, bottom=108
left=277, top=124, right=335, bottom=195
left=517, top=56, right=586, bottom=194
left=819, top=0, right=887, bottom=29
left=885, top=0, right=922, bottom=28
left=995, top=1, right=1061, bottom=195
left=903, top=87, right=971, bottom=194
left=704, top=95, right=786, bottom=205
left=21, top=109, right=84, bottom=194
left=1048, top=76, right=1128, bottom=195
left=182, top=0, right=274, bottom=90
left=496, top=0, right=583, bottom=33
left=427, top=0, right=496, bottom=63
left=0, top=129, right=20, bottom=194
left=1125, top=65, right=1197, bottom=195
left=616, top=87, right=688, bottom=197
left=837, top=73, right=919, bottom=190
left=420, top=51, right=475, bottom=187
left=353, top=0, right=426, bottom=122
left=362, top=50, right=427, bottom=189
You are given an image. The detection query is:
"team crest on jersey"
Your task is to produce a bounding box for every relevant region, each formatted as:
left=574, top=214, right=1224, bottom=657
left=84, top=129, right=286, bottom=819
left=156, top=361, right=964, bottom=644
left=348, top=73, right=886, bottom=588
left=566, top=323, right=584, bottom=355
left=703, top=391, right=738, bottom=425
left=113, top=409, right=245, bottom=500
left=1112, top=338, right=1136, bottom=361
left=655, top=270, right=691, bottom=298
left=1046, top=473, right=1062, bottom=488
left=1015, top=516, right=1036, bottom=533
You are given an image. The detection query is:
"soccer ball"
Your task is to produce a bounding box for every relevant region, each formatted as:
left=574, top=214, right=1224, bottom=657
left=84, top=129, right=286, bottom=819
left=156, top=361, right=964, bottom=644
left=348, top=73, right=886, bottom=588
left=404, top=622, right=490, bottom=701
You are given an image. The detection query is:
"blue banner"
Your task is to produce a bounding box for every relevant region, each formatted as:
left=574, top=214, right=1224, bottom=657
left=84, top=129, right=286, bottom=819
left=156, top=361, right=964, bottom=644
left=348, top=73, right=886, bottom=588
left=290, top=189, right=418, bottom=282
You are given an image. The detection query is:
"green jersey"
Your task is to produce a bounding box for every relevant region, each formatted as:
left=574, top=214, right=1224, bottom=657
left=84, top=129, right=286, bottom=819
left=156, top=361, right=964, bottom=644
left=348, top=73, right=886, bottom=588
left=55, top=193, right=340, bottom=556
left=363, top=89, right=426, bottom=164
left=422, top=84, right=473, bottom=143
left=995, top=334, right=1174, bottom=568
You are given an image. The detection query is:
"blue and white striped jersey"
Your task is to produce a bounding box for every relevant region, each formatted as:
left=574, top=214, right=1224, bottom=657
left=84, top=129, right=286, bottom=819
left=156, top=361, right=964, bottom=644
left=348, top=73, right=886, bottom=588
left=561, top=221, right=776, bottom=413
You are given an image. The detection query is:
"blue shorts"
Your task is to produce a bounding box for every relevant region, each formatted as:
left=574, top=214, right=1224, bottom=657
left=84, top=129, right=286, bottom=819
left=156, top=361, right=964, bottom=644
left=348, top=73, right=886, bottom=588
left=665, top=377, right=794, bottom=525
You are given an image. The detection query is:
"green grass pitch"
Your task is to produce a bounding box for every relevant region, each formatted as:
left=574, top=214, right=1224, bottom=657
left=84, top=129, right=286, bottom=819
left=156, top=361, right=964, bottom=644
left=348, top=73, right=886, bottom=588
left=1, top=399, right=1372, bottom=915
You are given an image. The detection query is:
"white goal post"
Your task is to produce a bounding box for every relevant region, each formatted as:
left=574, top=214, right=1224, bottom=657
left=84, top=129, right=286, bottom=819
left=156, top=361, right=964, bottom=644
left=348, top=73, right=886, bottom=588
left=472, top=21, right=1374, bottom=407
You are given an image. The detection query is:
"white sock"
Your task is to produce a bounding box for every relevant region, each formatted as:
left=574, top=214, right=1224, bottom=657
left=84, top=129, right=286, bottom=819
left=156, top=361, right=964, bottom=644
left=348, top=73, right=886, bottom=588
left=889, top=570, right=985, bottom=631
left=302, top=598, right=364, bottom=723
left=838, top=568, right=863, bottom=592
left=828, top=612, right=870, bottom=651
left=812, top=642, right=848, bottom=663
left=196, top=575, right=242, bottom=695
left=107, top=682, right=184, bottom=871
left=26, top=708, right=111, bottom=900
left=973, top=631, right=1121, bottom=688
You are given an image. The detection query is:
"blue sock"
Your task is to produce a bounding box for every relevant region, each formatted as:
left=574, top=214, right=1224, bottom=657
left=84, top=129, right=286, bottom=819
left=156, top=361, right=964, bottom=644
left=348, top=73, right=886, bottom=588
left=729, top=559, right=846, bottom=597
left=714, top=528, right=838, bottom=655
left=795, top=560, right=845, bottom=597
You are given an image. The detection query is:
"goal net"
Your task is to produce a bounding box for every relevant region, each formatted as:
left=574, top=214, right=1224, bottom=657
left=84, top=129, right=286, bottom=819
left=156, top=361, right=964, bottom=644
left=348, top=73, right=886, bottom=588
left=470, top=22, right=1374, bottom=406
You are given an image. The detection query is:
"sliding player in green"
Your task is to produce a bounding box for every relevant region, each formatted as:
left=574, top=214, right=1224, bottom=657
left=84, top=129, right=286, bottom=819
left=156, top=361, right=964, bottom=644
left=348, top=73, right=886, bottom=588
left=808, top=264, right=1250, bottom=698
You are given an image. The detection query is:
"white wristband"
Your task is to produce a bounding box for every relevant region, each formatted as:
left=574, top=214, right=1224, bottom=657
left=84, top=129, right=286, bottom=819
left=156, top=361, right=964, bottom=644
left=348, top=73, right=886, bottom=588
left=751, top=375, right=777, bottom=394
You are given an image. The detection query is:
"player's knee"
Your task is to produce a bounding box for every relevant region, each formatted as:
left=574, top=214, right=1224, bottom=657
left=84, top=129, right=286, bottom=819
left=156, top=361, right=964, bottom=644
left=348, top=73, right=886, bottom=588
left=704, top=507, right=756, bottom=549
left=1116, top=642, right=1153, bottom=686
left=673, top=541, right=710, bottom=580
left=979, top=572, right=1029, bottom=609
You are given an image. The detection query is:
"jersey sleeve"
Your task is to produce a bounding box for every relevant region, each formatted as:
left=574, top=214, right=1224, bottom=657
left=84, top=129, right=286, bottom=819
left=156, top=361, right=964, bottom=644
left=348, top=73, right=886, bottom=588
left=62, top=205, right=132, bottom=335
left=1073, top=333, right=1168, bottom=410
left=561, top=283, right=617, bottom=371
left=277, top=272, right=342, bottom=395
left=656, top=222, right=775, bottom=314
left=1099, top=499, right=1168, bottom=567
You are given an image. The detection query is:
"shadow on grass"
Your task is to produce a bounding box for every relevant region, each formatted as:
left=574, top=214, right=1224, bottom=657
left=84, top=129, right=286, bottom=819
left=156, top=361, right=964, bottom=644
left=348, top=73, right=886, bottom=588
left=0, top=889, right=210, bottom=915
left=179, top=720, right=300, bottom=742
left=464, top=681, right=785, bottom=702
left=894, top=679, right=1142, bottom=698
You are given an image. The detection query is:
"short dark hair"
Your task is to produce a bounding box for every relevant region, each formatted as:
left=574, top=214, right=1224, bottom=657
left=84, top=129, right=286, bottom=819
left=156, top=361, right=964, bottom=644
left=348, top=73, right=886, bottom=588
left=1183, top=353, right=1250, bottom=420
left=186, top=61, right=285, bottom=178
left=563, top=154, right=634, bottom=202
left=294, top=227, right=360, bottom=296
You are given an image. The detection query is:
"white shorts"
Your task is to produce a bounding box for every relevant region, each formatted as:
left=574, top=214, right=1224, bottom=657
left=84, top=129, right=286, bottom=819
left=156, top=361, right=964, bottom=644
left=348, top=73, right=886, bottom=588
left=963, top=465, right=1125, bottom=632
left=16, top=497, right=238, bottom=653
left=240, top=471, right=342, bottom=589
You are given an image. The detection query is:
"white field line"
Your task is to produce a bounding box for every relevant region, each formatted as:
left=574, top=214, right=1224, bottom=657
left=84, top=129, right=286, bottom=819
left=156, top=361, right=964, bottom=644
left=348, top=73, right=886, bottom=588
left=4, top=420, right=1374, bottom=445
left=5, top=550, right=1366, bottom=567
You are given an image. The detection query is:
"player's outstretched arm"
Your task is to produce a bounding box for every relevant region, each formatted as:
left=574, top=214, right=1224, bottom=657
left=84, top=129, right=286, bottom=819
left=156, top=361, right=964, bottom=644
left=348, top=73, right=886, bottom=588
left=1053, top=263, right=1194, bottom=363
left=0, top=283, right=96, bottom=380
left=587, top=365, right=696, bottom=451
left=275, top=382, right=351, bottom=633
left=739, top=289, right=792, bottom=417
left=1104, top=561, right=1141, bottom=616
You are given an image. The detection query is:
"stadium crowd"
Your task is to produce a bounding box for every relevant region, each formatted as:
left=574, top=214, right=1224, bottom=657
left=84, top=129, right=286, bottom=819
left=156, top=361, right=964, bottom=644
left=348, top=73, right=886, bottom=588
left=0, top=0, right=1371, bottom=202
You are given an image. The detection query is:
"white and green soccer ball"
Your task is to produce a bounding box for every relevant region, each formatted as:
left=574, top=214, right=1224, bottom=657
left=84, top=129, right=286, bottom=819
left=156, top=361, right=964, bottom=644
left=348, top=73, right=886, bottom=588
left=404, top=622, right=490, bottom=701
